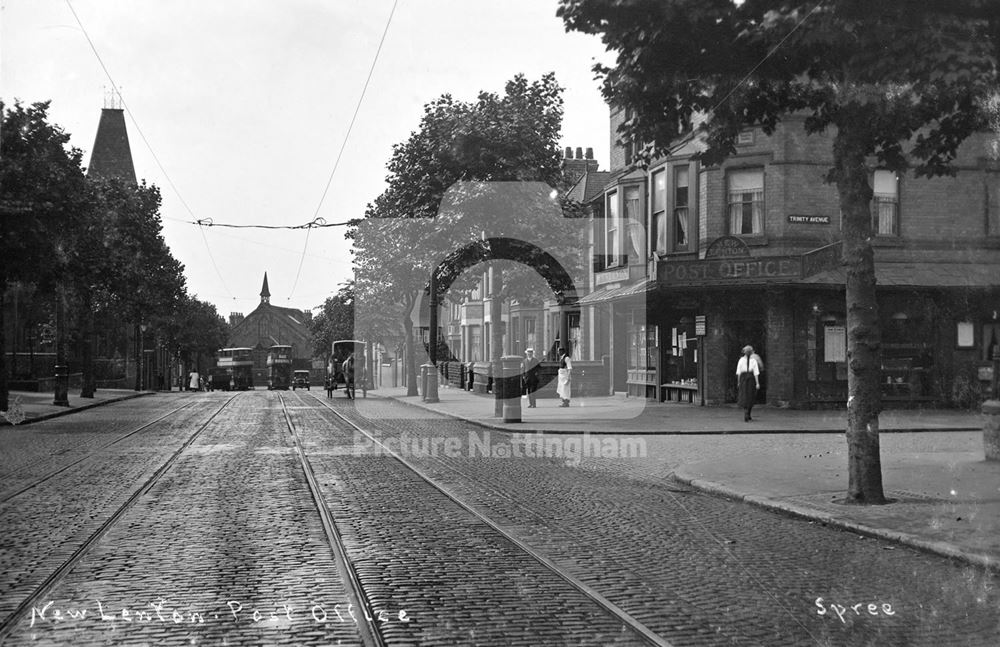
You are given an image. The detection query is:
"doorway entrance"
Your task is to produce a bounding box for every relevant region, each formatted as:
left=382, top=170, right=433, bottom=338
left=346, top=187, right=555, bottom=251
left=725, top=319, right=766, bottom=403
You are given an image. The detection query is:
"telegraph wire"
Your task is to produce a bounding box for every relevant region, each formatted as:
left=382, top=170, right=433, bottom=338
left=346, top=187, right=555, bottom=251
left=64, top=0, right=236, bottom=300
left=287, top=0, right=400, bottom=301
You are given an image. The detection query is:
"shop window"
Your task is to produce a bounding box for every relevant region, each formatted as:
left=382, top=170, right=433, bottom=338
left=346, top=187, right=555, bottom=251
left=674, top=166, right=690, bottom=250
left=727, top=169, right=764, bottom=235
left=985, top=323, right=1000, bottom=361
left=873, top=170, right=899, bottom=236
left=629, top=324, right=658, bottom=371
left=651, top=169, right=667, bottom=254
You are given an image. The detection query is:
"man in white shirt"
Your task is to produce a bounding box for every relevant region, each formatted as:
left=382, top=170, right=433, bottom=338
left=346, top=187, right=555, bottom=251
left=736, top=345, right=761, bottom=421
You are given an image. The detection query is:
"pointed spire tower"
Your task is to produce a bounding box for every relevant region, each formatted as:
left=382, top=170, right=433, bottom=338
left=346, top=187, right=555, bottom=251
left=260, top=273, right=271, bottom=304
left=88, top=91, right=137, bottom=184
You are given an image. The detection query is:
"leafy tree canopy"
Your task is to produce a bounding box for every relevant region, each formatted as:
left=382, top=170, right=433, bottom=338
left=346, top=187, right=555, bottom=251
left=558, top=0, right=998, bottom=175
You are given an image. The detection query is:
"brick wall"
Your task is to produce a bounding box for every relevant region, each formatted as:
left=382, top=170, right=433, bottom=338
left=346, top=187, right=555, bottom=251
left=764, top=289, right=794, bottom=405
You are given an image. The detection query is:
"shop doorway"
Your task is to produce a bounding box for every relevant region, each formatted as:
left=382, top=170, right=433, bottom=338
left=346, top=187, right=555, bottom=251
left=725, top=320, right=766, bottom=403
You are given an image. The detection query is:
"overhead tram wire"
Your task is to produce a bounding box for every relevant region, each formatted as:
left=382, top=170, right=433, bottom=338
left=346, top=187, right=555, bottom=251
left=287, top=0, right=400, bottom=302
left=64, top=0, right=236, bottom=301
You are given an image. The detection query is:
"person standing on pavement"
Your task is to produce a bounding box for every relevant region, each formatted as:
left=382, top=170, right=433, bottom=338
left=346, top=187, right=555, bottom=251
left=522, top=348, right=540, bottom=408
left=556, top=347, right=572, bottom=407
left=188, top=370, right=200, bottom=392
left=736, top=345, right=761, bottom=422
left=324, top=374, right=334, bottom=399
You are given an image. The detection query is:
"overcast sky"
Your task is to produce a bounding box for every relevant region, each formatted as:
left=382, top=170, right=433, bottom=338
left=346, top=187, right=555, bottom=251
left=2, top=0, right=613, bottom=317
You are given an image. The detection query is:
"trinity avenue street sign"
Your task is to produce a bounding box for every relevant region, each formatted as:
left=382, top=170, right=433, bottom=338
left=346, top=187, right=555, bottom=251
left=787, top=214, right=832, bottom=224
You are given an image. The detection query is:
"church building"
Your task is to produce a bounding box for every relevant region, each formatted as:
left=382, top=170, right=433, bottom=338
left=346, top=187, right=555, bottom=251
left=226, top=274, right=315, bottom=383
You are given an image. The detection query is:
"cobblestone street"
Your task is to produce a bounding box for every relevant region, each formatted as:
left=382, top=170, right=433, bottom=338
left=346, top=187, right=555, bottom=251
left=1, top=392, right=998, bottom=646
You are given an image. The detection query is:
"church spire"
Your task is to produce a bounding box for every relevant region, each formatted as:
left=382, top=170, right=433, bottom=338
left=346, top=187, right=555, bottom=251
left=260, top=273, right=271, bottom=304
left=87, top=97, right=137, bottom=184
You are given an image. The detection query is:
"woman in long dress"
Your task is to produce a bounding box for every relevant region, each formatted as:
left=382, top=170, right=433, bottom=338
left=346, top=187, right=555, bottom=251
left=556, top=347, right=572, bottom=407
left=736, top=345, right=761, bottom=422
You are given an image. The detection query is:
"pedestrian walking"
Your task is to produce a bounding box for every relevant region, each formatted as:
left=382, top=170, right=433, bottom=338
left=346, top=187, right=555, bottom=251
left=522, top=348, right=540, bottom=408
left=736, top=345, right=761, bottom=422
left=343, top=353, right=356, bottom=400
left=556, top=347, right=572, bottom=407
left=188, top=370, right=200, bottom=392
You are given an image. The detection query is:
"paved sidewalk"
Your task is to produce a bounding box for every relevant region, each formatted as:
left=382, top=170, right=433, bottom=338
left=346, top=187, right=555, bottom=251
left=0, top=388, right=154, bottom=425
left=379, top=384, right=1000, bottom=570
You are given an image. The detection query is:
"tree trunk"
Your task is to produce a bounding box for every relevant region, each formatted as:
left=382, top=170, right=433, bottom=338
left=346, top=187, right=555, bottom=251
left=0, top=285, right=7, bottom=412
left=80, top=292, right=95, bottom=398
left=402, top=308, right=418, bottom=397
left=834, top=129, right=886, bottom=505
left=133, top=322, right=142, bottom=392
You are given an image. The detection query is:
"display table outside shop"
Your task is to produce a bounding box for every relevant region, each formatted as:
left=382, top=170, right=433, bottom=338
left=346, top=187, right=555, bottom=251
left=660, top=382, right=697, bottom=403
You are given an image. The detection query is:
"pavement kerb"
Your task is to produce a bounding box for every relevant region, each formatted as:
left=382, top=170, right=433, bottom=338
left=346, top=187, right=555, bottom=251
left=1, top=391, right=155, bottom=426
left=379, top=393, right=978, bottom=435
left=671, top=473, right=1000, bottom=573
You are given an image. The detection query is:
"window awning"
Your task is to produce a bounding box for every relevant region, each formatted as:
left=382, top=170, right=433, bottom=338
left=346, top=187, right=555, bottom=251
left=578, top=278, right=658, bottom=305
left=798, top=263, right=1000, bottom=288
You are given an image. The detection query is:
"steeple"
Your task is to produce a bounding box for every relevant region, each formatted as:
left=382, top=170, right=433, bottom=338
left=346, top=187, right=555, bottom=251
left=88, top=95, right=137, bottom=184
left=260, top=273, right=271, bottom=304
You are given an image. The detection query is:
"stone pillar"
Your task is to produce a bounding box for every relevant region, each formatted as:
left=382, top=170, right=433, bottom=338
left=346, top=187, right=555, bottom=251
left=984, top=400, right=1000, bottom=461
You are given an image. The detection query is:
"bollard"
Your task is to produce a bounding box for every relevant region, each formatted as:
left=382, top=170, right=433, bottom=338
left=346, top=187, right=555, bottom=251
left=983, top=400, right=1000, bottom=461
left=424, top=363, right=439, bottom=403
left=501, top=355, right=522, bottom=423
left=53, top=365, right=69, bottom=407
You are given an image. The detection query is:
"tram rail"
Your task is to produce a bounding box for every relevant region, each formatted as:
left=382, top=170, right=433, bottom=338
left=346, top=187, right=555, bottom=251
left=0, top=399, right=201, bottom=505
left=0, top=392, right=243, bottom=643
left=294, top=390, right=673, bottom=647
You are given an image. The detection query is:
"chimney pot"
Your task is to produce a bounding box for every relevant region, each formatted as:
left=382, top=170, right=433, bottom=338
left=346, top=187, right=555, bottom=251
left=564, top=146, right=573, bottom=159
left=585, top=147, right=594, bottom=159
left=575, top=147, right=583, bottom=159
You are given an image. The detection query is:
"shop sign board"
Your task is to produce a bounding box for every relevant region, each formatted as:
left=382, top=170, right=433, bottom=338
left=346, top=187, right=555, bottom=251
left=595, top=267, right=630, bottom=286
left=659, top=256, right=802, bottom=284
left=695, top=315, right=706, bottom=336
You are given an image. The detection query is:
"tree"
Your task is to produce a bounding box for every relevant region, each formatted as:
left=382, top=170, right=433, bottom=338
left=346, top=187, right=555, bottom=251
left=0, top=101, right=88, bottom=410
left=559, top=0, right=999, bottom=502
left=309, top=282, right=355, bottom=359
left=352, top=73, right=570, bottom=396
left=159, top=295, right=228, bottom=378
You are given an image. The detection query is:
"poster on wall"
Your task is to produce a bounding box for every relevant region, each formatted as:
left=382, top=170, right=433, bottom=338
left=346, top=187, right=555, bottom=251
left=824, top=325, right=847, bottom=363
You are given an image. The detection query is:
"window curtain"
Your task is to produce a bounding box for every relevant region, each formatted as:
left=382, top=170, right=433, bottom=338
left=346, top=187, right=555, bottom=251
left=624, top=188, right=643, bottom=257
left=727, top=169, right=763, bottom=234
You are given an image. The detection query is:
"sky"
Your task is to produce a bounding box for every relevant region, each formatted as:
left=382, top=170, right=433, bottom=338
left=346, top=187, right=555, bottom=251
left=2, top=0, right=614, bottom=318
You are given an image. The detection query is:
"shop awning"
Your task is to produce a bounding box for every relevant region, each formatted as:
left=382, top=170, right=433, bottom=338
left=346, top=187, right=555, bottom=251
left=578, top=278, right=658, bottom=305
left=798, top=263, right=1000, bottom=288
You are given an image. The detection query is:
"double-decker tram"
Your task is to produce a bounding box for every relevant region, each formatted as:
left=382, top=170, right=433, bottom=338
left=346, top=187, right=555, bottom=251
left=266, top=345, right=293, bottom=390
left=217, top=347, right=254, bottom=390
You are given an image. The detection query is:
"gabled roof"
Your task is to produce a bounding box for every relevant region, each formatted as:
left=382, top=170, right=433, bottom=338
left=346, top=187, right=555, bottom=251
left=566, top=170, right=612, bottom=205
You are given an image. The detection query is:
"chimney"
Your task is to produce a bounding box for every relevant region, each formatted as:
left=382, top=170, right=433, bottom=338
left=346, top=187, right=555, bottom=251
left=564, top=146, right=573, bottom=159
left=585, top=148, right=594, bottom=160
left=229, top=312, right=244, bottom=327
left=575, top=147, right=584, bottom=159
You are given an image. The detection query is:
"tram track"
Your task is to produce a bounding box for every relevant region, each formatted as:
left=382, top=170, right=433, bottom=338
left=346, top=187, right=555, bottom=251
left=289, top=390, right=672, bottom=647
left=278, top=392, right=386, bottom=647
left=0, top=399, right=202, bottom=505
left=0, top=392, right=242, bottom=644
